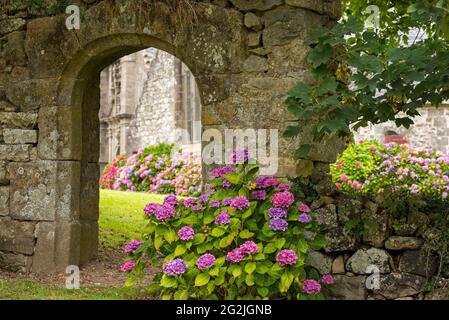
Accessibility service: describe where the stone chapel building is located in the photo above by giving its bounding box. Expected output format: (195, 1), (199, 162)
(98, 48), (202, 168)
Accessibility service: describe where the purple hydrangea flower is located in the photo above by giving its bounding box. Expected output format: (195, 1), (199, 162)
(255, 176), (279, 189)
(221, 198), (232, 206)
(144, 203), (158, 216)
(231, 149), (249, 164)
(192, 204), (205, 212)
(124, 240), (142, 254)
(178, 226), (195, 241)
(272, 191), (294, 208)
(298, 213), (311, 223)
(298, 203), (311, 213)
(211, 165), (234, 178)
(230, 196), (250, 210)
(226, 248), (245, 263)
(268, 207), (287, 219)
(198, 194), (211, 203)
(196, 253), (216, 270)
(163, 194), (178, 206)
(269, 218), (288, 231)
(120, 261), (135, 272)
(155, 204), (176, 222)
(251, 190), (267, 201)
(215, 211), (231, 225)
(321, 274), (334, 285)
(182, 198), (197, 208)
(240, 241), (259, 255)
(303, 279), (321, 294)
(276, 249), (298, 266)
(210, 200), (221, 208)
(277, 183), (291, 191)
(163, 258), (188, 276)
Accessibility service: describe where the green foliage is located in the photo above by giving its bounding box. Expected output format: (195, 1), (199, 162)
(285, 1), (449, 158)
(124, 161), (333, 300)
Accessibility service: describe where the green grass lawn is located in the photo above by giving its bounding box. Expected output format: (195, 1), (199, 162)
(99, 189), (165, 249)
(0, 190), (164, 300)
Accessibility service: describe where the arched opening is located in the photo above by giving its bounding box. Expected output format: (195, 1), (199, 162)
(54, 34), (205, 270)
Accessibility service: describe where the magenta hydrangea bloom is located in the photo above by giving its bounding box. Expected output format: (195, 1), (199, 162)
(269, 218), (288, 231)
(303, 279), (321, 294)
(276, 249), (298, 266)
(210, 200), (221, 208)
(221, 198), (232, 206)
(124, 240), (142, 254)
(192, 204), (205, 212)
(196, 253), (216, 270)
(268, 207), (287, 219)
(182, 198), (197, 208)
(277, 183), (291, 191)
(255, 176), (279, 189)
(211, 165), (234, 178)
(240, 241), (259, 255)
(226, 248), (244, 263)
(198, 194), (211, 203)
(272, 191), (294, 208)
(120, 261), (135, 272)
(298, 203), (311, 213)
(230, 196), (250, 210)
(163, 258), (188, 276)
(215, 211), (231, 225)
(178, 226), (195, 241)
(321, 274), (335, 285)
(163, 194), (178, 206)
(143, 203), (158, 216)
(298, 213), (311, 223)
(251, 190), (267, 201)
(155, 204), (176, 222)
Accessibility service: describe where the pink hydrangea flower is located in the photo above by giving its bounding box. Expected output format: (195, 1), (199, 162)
(298, 203), (311, 213)
(124, 240), (142, 254)
(303, 279), (321, 294)
(143, 203), (158, 216)
(196, 253), (216, 270)
(276, 249), (298, 266)
(230, 196), (250, 210)
(178, 226), (195, 241)
(215, 211), (231, 225)
(155, 204), (176, 222)
(321, 274), (334, 285)
(163, 258), (188, 276)
(271, 191), (294, 208)
(120, 261), (135, 272)
(240, 241), (259, 255)
(226, 248), (245, 263)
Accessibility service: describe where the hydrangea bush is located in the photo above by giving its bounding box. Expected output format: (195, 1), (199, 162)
(99, 143), (202, 196)
(330, 140), (449, 201)
(122, 153), (333, 300)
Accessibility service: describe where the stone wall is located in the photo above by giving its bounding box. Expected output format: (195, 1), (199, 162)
(0, 0), (343, 274)
(354, 105), (449, 154)
(305, 190), (449, 300)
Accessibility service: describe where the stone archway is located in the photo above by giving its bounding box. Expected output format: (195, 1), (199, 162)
(0, 0), (341, 272)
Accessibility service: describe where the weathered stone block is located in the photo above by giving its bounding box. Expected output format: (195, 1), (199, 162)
(230, 0), (283, 11)
(80, 163), (99, 221)
(0, 186), (9, 216)
(248, 32), (261, 47)
(8, 161), (80, 222)
(0, 250), (32, 272)
(385, 236), (423, 251)
(263, 7), (322, 47)
(4, 31), (27, 66)
(324, 227), (356, 252)
(305, 251), (333, 274)
(54, 221), (81, 270)
(79, 220), (99, 265)
(6, 78), (59, 112)
(242, 55), (268, 72)
(286, 0), (324, 13)
(315, 204), (338, 229)
(0, 144), (31, 161)
(32, 222), (56, 273)
(3, 129), (37, 144)
(374, 273), (425, 299)
(399, 250), (438, 277)
(244, 12), (263, 31)
(0, 161), (7, 185)
(0, 18), (26, 36)
(346, 248), (391, 274)
(0, 218), (35, 255)
(332, 255), (345, 274)
(324, 275), (366, 300)
(0, 112), (38, 129)
(38, 106), (82, 160)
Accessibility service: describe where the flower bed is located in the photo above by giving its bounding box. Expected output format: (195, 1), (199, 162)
(121, 152), (333, 300)
(100, 143), (202, 197)
(330, 140), (449, 201)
